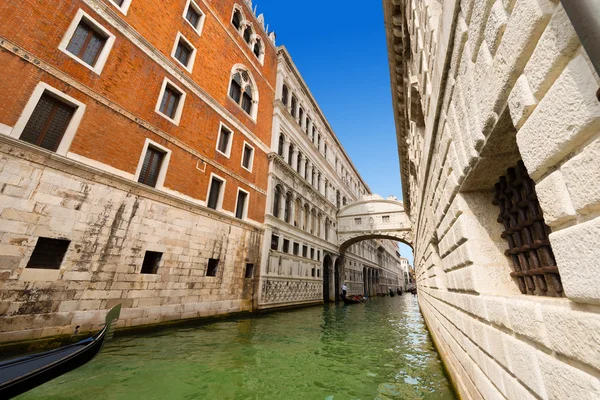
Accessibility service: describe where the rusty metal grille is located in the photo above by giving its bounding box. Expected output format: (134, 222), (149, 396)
(493, 161), (563, 296)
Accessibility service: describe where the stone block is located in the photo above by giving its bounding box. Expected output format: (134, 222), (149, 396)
(534, 170), (577, 227)
(561, 136), (600, 213)
(482, 296), (511, 329)
(524, 4), (581, 99)
(484, 0), (508, 55)
(503, 335), (546, 397)
(518, 55), (600, 179)
(505, 298), (548, 345)
(508, 74), (538, 129)
(502, 371), (538, 400)
(550, 216), (600, 303)
(538, 351), (600, 399)
(483, 325), (509, 369)
(542, 305), (600, 371)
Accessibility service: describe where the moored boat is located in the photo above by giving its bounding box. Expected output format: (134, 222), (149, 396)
(342, 294), (366, 304)
(0, 304), (121, 399)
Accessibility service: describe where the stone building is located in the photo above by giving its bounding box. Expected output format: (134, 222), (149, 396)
(385, 0), (600, 399)
(258, 47), (405, 308)
(0, 0), (278, 341)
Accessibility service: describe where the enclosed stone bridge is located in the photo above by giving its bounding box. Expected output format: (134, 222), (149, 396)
(337, 195), (413, 252)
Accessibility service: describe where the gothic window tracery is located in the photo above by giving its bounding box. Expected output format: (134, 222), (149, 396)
(228, 68), (257, 117)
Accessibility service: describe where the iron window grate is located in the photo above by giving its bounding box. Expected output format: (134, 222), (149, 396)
(493, 161), (563, 296)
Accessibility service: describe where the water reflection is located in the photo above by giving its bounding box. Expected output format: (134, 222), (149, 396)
(18, 296), (455, 400)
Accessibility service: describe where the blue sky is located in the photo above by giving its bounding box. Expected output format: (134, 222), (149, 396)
(255, 0), (414, 264)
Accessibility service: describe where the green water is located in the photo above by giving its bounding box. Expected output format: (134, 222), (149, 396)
(18, 296), (455, 400)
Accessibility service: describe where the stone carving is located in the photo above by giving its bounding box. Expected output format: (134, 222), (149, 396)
(261, 278), (322, 304)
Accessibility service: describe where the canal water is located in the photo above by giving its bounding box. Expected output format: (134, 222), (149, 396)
(18, 295), (455, 400)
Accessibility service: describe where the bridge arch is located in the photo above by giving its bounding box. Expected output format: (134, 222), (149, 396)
(337, 195), (413, 253)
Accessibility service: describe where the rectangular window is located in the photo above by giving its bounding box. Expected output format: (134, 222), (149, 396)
(111, 0), (124, 6)
(283, 239), (290, 253)
(184, 0), (205, 33)
(26, 238), (70, 270)
(311, 267), (315, 277)
(317, 251), (321, 261)
(271, 234), (279, 251)
(244, 263), (254, 279)
(138, 147), (165, 188)
(217, 126), (232, 156)
(302, 245), (308, 258)
(206, 258), (219, 277)
(20, 93), (76, 152)
(355, 218), (362, 225)
(382, 215), (390, 223)
(174, 38), (193, 67)
(159, 84), (182, 119)
(65, 20), (107, 67)
(310, 248), (314, 259)
(207, 176), (224, 210)
(293, 242), (299, 256)
(141, 251), (162, 274)
(242, 143), (254, 170)
(235, 190), (248, 219)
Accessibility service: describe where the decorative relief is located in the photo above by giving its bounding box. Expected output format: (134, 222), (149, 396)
(261, 278), (322, 304)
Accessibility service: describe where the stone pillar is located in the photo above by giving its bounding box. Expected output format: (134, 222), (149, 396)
(291, 148), (298, 171)
(290, 194), (296, 226)
(306, 162), (312, 183)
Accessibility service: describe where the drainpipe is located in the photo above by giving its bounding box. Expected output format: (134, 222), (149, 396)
(560, 0), (600, 100)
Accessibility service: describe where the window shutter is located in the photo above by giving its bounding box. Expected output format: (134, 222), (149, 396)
(138, 147), (164, 187)
(20, 93), (75, 152)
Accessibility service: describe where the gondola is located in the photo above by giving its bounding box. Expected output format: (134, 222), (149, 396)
(0, 304), (121, 399)
(342, 294), (366, 304)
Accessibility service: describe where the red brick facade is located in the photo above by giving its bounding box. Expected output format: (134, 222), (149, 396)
(0, 0), (276, 222)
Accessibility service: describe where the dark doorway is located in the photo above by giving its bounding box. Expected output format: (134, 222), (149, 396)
(323, 255), (332, 302)
(334, 258), (342, 301)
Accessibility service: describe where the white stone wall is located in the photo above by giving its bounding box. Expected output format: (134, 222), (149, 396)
(387, 0), (600, 399)
(0, 140), (262, 342)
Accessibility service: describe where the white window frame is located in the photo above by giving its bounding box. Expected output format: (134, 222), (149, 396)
(109, 0), (133, 15)
(240, 141), (255, 172)
(182, 0), (206, 35)
(215, 122), (234, 158)
(133, 138), (172, 190)
(58, 9), (116, 75)
(206, 173), (226, 211)
(154, 77), (186, 125)
(170, 32), (197, 73)
(234, 188), (250, 220)
(9, 82), (86, 157)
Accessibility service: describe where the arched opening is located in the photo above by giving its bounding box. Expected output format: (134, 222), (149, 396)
(278, 134), (285, 157)
(243, 25), (252, 44)
(281, 84), (289, 105)
(334, 258), (343, 301)
(284, 192), (292, 223)
(253, 39), (262, 58)
(273, 185), (282, 218)
(363, 266), (368, 296)
(231, 9), (242, 30)
(323, 254), (332, 302)
(228, 68), (257, 117)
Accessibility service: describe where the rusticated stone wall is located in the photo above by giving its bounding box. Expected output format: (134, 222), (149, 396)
(385, 0), (600, 399)
(0, 139), (262, 342)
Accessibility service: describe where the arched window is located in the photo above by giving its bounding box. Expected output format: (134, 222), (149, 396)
(287, 143), (294, 165)
(317, 173), (321, 191)
(304, 204), (310, 231)
(297, 152), (303, 173)
(243, 25), (253, 44)
(232, 9), (242, 30)
(273, 185), (282, 217)
(311, 209), (317, 234)
(284, 192), (292, 223)
(278, 134), (285, 157)
(343, 197), (347, 206)
(253, 39), (262, 58)
(325, 218), (330, 241)
(229, 68), (256, 117)
(291, 96), (297, 118)
(282, 84), (289, 105)
(298, 108), (304, 125)
(336, 191), (341, 209)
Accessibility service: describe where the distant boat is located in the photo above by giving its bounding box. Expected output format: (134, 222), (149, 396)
(0, 304), (121, 399)
(342, 294), (366, 304)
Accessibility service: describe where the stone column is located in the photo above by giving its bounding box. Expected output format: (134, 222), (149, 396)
(290, 148), (298, 171)
(290, 194), (296, 226)
(306, 162), (312, 182)
(282, 139), (290, 163)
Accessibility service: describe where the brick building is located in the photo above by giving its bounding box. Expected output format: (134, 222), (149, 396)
(0, 0), (277, 341)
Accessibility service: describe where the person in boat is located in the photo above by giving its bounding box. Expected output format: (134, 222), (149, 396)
(341, 282), (348, 298)
(389, 287), (394, 296)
